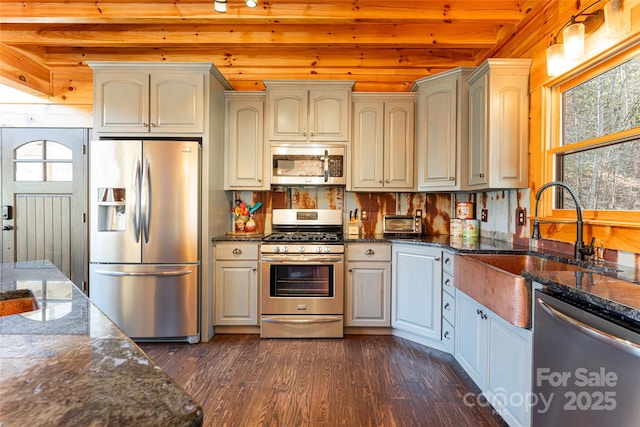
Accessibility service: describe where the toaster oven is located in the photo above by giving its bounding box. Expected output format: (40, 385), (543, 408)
(383, 215), (423, 235)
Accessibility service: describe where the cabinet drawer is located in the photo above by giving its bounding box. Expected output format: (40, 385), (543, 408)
(442, 319), (455, 354)
(442, 291), (456, 324)
(443, 251), (455, 275)
(347, 244), (391, 262)
(443, 272), (455, 296)
(215, 243), (259, 260)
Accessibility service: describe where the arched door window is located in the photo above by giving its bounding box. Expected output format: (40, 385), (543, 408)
(14, 140), (73, 182)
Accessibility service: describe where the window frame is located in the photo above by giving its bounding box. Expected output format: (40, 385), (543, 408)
(542, 44), (640, 240)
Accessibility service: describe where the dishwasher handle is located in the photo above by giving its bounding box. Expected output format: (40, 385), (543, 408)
(536, 297), (640, 358)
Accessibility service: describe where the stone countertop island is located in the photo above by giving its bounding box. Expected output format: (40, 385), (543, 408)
(0, 260), (202, 427)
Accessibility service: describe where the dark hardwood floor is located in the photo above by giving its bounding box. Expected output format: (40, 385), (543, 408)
(139, 335), (507, 427)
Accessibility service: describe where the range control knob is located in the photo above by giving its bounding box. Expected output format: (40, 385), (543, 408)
(282, 246), (289, 253)
(315, 246), (322, 253)
(299, 246), (306, 253)
(323, 247), (331, 253)
(273, 246), (280, 253)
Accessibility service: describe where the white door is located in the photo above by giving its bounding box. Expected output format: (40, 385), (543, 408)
(1, 128), (87, 289)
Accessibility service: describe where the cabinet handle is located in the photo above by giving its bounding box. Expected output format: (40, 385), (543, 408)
(232, 248), (243, 255)
(482, 313), (488, 320)
(445, 278), (451, 286)
(476, 308), (482, 315)
(364, 249), (375, 256)
(444, 303), (451, 310)
(444, 331), (451, 339)
(479, 173), (485, 178)
(445, 257), (451, 264)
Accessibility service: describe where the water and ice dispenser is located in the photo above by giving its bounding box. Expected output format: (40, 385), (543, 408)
(97, 188), (126, 231)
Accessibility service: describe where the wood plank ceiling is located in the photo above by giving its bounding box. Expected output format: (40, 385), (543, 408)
(0, 0), (545, 94)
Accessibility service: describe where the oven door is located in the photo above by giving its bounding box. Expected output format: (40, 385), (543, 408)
(261, 254), (344, 315)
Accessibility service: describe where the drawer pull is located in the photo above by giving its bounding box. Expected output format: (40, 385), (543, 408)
(232, 248), (243, 255)
(444, 303), (451, 310)
(444, 331), (451, 339)
(445, 278), (451, 286)
(445, 257), (452, 264)
(364, 249), (375, 256)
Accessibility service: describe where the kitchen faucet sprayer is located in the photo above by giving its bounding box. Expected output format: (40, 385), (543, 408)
(531, 181), (593, 261)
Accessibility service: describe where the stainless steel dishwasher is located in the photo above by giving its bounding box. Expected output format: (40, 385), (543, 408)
(533, 290), (640, 426)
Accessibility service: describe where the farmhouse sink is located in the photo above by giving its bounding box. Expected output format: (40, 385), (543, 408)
(0, 289), (40, 317)
(454, 254), (589, 328)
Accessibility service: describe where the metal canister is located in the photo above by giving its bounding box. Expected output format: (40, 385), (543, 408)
(461, 219), (480, 237)
(450, 219), (463, 236)
(456, 202), (475, 219)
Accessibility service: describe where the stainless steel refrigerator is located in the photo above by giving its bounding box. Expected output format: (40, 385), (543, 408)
(89, 139), (200, 343)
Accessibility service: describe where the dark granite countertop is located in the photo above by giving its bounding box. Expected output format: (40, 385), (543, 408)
(0, 260), (203, 427)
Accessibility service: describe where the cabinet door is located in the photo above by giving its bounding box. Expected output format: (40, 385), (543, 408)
(455, 291), (488, 390)
(468, 74), (488, 187)
(487, 314), (532, 427)
(352, 101), (384, 190)
(267, 88), (308, 141)
(392, 245), (442, 340)
(94, 72), (150, 133)
(308, 89), (349, 141)
(346, 261), (390, 327)
(417, 78), (458, 190)
(215, 260), (258, 325)
(383, 100), (415, 190)
(150, 72), (204, 133)
(225, 96), (267, 189)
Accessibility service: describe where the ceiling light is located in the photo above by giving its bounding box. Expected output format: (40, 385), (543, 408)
(604, 0), (631, 38)
(245, 0), (258, 7)
(214, 0), (227, 13)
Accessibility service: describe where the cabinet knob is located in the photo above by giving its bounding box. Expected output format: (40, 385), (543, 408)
(378, 179), (383, 184)
(445, 278), (451, 286)
(385, 179), (390, 183)
(142, 123), (148, 127)
(310, 132), (315, 137)
(444, 331), (451, 339)
(303, 131), (307, 137)
(444, 303), (451, 310)
(252, 267), (257, 271)
(150, 123), (157, 127)
(445, 257), (451, 264)
(449, 177), (454, 181)
(258, 178), (262, 183)
(232, 248), (243, 255)
(364, 249), (375, 256)
(479, 173), (485, 178)
(348, 268), (353, 272)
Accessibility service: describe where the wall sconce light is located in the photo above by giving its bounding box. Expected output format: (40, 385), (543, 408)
(544, 0), (630, 76)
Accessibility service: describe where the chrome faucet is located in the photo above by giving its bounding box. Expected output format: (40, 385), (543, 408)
(531, 181), (594, 261)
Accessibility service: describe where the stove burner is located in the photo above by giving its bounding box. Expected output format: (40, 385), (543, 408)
(263, 232), (342, 243)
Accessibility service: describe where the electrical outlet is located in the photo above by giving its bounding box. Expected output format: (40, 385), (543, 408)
(481, 209), (488, 222)
(361, 210), (367, 220)
(517, 207), (526, 226)
(416, 209), (422, 218)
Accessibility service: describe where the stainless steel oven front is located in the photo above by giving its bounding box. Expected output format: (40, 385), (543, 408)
(261, 252), (344, 338)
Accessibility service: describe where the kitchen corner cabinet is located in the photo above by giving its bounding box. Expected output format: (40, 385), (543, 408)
(455, 290), (532, 427)
(351, 94), (416, 191)
(224, 92), (268, 190)
(90, 63), (206, 134)
(467, 58), (531, 189)
(391, 244), (442, 342)
(412, 67), (475, 191)
(346, 243), (391, 327)
(264, 80), (354, 143)
(214, 242), (259, 326)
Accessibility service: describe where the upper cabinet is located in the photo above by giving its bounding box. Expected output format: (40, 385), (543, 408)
(412, 67), (475, 192)
(264, 80), (354, 143)
(90, 63), (207, 134)
(467, 59), (532, 189)
(224, 91), (268, 190)
(351, 93), (416, 191)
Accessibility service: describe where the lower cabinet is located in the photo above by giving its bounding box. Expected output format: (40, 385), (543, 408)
(214, 242), (259, 326)
(391, 244), (442, 343)
(346, 243), (391, 327)
(455, 290), (532, 427)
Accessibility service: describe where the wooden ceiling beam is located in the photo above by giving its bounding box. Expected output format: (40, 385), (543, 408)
(0, 44), (52, 96)
(0, 23), (499, 48)
(0, 1), (523, 25)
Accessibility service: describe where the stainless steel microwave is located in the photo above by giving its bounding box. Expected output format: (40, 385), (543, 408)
(271, 144), (345, 186)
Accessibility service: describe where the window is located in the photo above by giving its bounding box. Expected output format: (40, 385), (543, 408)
(14, 140), (73, 182)
(550, 48), (640, 213)
(555, 53), (640, 211)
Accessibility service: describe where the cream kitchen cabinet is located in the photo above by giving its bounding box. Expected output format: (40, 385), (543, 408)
(455, 290), (532, 427)
(351, 94), (416, 191)
(224, 92), (268, 190)
(346, 243), (391, 327)
(90, 63), (206, 134)
(214, 242), (259, 326)
(412, 67), (475, 191)
(391, 244), (442, 343)
(467, 58), (531, 189)
(264, 81), (354, 142)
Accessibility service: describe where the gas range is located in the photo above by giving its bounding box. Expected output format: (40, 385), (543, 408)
(262, 209), (344, 255)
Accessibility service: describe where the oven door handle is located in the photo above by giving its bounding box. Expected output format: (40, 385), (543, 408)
(262, 317), (343, 324)
(262, 255), (343, 263)
(537, 298), (640, 358)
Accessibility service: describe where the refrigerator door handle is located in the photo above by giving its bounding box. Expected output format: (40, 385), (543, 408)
(94, 269), (193, 277)
(132, 158), (141, 243)
(141, 156), (151, 243)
